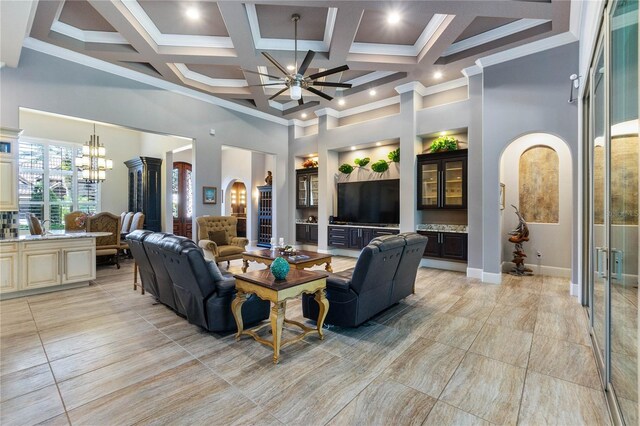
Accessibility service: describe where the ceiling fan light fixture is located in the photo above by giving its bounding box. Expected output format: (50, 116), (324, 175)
(290, 83), (302, 100)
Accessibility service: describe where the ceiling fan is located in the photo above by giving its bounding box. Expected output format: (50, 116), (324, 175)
(243, 14), (352, 106)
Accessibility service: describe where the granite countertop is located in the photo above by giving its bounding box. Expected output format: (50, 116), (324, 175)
(0, 231), (111, 243)
(328, 223), (400, 230)
(416, 224), (468, 234)
(295, 220), (318, 225)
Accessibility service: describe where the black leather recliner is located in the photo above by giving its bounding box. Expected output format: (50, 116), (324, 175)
(126, 230), (159, 297)
(132, 233), (270, 332)
(302, 233), (427, 327)
(142, 232), (184, 315)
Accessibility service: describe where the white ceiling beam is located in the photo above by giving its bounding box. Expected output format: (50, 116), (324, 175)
(1, 0), (39, 67)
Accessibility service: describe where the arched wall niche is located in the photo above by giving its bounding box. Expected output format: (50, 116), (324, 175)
(499, 133), (573, 275)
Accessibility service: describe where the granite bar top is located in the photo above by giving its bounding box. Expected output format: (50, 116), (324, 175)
(295, 220), (318, 225)
(328, 223), (400, 230)
(416, 224), (468, 234)
(0, 231), (110, 243)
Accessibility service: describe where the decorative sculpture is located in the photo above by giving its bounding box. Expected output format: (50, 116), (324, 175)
(265, 171), (273, 186)
(508, 204), (533, 276)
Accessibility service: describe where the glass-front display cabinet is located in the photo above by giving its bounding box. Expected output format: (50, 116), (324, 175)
(417, 150), (467, 209)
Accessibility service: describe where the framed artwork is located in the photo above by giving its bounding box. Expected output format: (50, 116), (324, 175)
(203, 186), (217, 204)
(499, 183), (506, 210)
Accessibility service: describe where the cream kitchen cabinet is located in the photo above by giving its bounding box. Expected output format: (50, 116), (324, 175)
(0, 127), (20, 212)
(0, 243), (19, 293)
(20, 239), (96, 290)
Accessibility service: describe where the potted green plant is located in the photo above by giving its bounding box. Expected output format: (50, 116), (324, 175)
(429, 136), (458, 152)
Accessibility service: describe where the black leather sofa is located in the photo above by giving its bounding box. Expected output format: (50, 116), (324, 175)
(302, 232), (427, 327)
(127, 231), (269, 332)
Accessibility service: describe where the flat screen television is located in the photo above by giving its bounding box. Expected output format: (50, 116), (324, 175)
(337, 179), (400, 225)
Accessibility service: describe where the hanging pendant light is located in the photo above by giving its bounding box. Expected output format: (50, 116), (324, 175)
(77, 124), (113, 183)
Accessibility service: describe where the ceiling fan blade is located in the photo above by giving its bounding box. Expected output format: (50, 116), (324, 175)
(308, 65), (349, 80)
(312, 81), (352, 88)
(262, 52), (290, 76)
(241, 68), (283, 80)
(297, 50), (316, 75)
(306, 87), (333, 101)
(269, 87), (288, 100)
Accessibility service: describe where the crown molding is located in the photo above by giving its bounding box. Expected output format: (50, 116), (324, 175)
(394, 81), (426, 95)
(288, 118), (319, 127)
(314, 108), (339, 118)
(22, 37), (289, 126)
(442, 18), (550, 57)
(395, 77), (467, 96)
(476, 31), (577, 69)
(50, 21), (129, 45)
(245, 4), (337, 52)
(121, 0), (234, 49)
(349, 14), (448, 57)
(174, 63), (247, 88)
(461, 65), (482, 77)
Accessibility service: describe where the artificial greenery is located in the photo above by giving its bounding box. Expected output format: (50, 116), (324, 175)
(371, 159), (389, 173)
(354, 157), (370, 167)
(338, 163), (354, 174)
(429, 136), (458, 152)
(337, 148), (399, 174)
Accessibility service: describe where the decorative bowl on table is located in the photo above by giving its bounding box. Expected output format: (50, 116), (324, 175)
(279, 245), (297, 256)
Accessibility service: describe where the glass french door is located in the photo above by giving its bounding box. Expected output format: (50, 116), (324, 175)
(172, 161), (192, 238)
(586, 1), (638, 424)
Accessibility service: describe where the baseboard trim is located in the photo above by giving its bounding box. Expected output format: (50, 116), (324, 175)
(466, 267), (483, 280)
(570, 281), (580, 298)
(419, 258), (466, 272)
(482, 272), (502, 284)
(502, 262), (571, 278)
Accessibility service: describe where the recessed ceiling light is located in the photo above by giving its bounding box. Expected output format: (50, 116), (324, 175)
(387, 12), (401, 25)
(440, 131), (447, 136)
(376, 142), (381, 146)
(301, 113), (307, 118)
(338, 99), (345, 106)
(287, 64), (296, 71)
(351, 146), (356, 151)
(185, 7), (200, 20)
(369, 89), (377, 96)
(433, 71), (443, 79)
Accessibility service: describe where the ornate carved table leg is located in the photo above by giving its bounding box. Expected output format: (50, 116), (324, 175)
(231, 291), (249, 340)
(325, 261), (333, 273)
(242, 259), (249, 273)
(270, 301), (286, 364)
(314, 289), (330, 339)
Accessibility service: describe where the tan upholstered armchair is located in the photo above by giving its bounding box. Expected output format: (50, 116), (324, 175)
(196, 216), (248, 265)
(64, 211), (88, 232)
(87, 212), (121, 269)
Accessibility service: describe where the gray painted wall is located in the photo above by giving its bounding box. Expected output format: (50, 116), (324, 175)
(1, 48), (290, 241)
(482, 42), (579, 283)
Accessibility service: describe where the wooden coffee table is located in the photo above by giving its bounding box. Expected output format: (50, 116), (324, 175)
(242, 249), (333, 273)
(232, 269), (329, 364)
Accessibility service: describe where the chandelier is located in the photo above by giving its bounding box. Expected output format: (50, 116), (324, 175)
(77, 124), (113, 182)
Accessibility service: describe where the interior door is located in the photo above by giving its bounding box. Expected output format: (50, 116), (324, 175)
(609, 0), (638, 421)
(172, 162), (192, 238)
(590, 41), (608, 381)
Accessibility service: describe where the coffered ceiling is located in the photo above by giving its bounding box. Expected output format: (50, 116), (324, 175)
(28, 0), (570, 121)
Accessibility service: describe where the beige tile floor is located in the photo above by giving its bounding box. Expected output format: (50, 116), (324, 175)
(0, 257), (614, 425)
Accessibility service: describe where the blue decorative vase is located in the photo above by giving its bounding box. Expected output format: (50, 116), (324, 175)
(270, 257), (290, 280)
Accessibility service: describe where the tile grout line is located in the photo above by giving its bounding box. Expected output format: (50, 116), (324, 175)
(425, 297), (499, 425)
(25, 297), (73, 426)
(514, 295), (539, 426)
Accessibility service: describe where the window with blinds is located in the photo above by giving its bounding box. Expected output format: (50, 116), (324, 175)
(19, 139), (100, 231)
